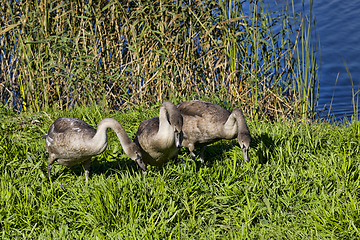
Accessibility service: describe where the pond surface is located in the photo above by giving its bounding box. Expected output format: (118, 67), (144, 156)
(269, 0), (360, 121)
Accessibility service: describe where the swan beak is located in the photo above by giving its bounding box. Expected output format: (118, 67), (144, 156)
(135, 156), (146, 172)
(242, 148), (250, 163)
(175, 138), (181, 148)
(175, 131), (183, 148)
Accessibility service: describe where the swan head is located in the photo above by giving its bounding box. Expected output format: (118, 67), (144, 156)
(238, 132), (251, 163)
(127, 144), (146, 172)
(174, 127), (183, 148)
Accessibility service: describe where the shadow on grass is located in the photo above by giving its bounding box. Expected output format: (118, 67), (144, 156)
(178, 132), (276, 167)
(178, 140), (243, 171)
(45, 154), (143, 182)
(251, 133), (275, 165)
(90, 155), (142, 178)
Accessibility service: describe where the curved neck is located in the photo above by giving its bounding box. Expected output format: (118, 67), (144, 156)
(224, 113), (237, 139)
(233, 109), (249, 134)
(90, 118), (134, 155)
(157, 103), (174, 141)
(224, 108), (247, 139)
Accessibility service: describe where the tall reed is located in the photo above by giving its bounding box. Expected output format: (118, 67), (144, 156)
(0, 0), (320, 120)
(344, 60), (360, 121)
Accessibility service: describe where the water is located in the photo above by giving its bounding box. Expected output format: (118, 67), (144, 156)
(269, 0), (360, 121)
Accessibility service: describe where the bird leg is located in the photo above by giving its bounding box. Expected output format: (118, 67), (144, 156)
(188, 143), (197, 162)
(47, 154), (57, 184)
(173, 152), (186, 168)
(199, 146), (206, 165)
(189, 146), (206, 165)
(47, 163), (53, 183)
(82, 159), (92, 184)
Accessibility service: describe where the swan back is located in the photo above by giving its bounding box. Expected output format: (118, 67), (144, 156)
(177, 100), (231, 124)
(43, 118), (100, 162)
(43, 117), (145, 182)
(177, 100), (251, 163)
(177, 100), (231, 145)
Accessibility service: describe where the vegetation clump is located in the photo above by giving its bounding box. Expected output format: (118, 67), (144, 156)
(1, 0), (319, 120)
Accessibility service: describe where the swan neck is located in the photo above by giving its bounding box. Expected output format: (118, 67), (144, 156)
(156, 102), (178, 147)
(92, 118), (133, 155)
(234, 110), (249, 134)
(224, 113), (238, 138)
(224, 109), (248, 138)
(158, 103), (172, 133)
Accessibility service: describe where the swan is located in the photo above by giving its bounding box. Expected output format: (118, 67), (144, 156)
(42, 117), (145, 183)
(176, 100), (251, 164)
(134, 101), (183, 175)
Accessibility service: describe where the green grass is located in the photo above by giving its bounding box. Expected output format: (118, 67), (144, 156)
(1, 105), (359, 239)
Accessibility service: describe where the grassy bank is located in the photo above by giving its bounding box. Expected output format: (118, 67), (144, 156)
(0, 105), (359, 239)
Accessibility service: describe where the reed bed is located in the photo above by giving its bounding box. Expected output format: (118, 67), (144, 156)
(1, 0), (319, 120)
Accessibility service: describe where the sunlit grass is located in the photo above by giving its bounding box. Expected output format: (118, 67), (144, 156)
(0, 105), (359, 239)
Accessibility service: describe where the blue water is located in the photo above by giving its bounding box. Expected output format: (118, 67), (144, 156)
(269, 0), (360, 121)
